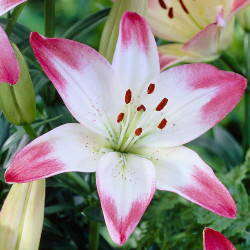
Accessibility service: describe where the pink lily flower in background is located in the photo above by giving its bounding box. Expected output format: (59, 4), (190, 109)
(0, 0), (26, 16)
(148, 0), (250, 70)
(5, 12), (246, 245)
(0, 0), (26, 85)
(0, 27), (19, 85)
(203, 227), (235, 250)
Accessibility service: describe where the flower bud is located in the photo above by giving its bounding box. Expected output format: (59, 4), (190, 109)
(0, 42), (36, 125)
(237, 6), (250, 32)
(99, 0), (148, 62)
(0, 180), (45, 250)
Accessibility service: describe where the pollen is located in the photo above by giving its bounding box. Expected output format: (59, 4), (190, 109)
(168, 7), (174, 18)
(135, 128), (142, 136)
(158, 119), (167, 129)
(117, 113), (125, 123)
(137, 105), (146, 112)
(156, 98), (168, 111)
(159, 0), (167, 9)
(147, 83), (155, 94)
(125, 89), (132, 104)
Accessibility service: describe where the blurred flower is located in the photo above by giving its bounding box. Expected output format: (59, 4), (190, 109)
(6, 12), (246, 245)
(148, 0), (250, 70)
(0, 180), (45, 250)
(237, 5), (250, 32)
(203, 227), (235, 250)
(0, 0), (26, 16)
(0, 27), (20, 86)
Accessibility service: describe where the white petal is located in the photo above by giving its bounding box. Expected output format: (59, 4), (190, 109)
(112, 12), (160, 101)
(134, 146), (236, 218)
(133, 64), (246, 148)
(5, 124), (110, 183)
(30, 32), (123, 139)
(96, 152), (155, 245)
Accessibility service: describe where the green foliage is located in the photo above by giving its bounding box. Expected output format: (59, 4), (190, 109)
(133, 151), (250, 249)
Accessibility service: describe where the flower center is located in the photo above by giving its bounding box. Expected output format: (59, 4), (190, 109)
(114, 84), (168, 153)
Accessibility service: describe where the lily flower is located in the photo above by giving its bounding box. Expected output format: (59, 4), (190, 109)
(0, 26), (19, 85)
(5, 12), (246, 245)
(148, 0), (250, 70)
(0, 0), (26, 16)
(203, 227), (235, 250)
(0, 0), (26, 85)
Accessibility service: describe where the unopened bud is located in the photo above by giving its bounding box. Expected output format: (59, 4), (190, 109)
(99, 0), (148, 62)
(0, 42), (36, 125)
(0, 180), (45, 250)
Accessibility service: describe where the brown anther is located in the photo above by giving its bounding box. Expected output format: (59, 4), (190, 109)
(158, 119), (167, 129)
(135, 128), (142, 136)
(147, 83), (155, 94)
(179, 0), (189, 14)
(137, 105), (146, 112)
(159, 0), (167, 9)
(117, 113), (125, 123)
(125, 89), (132, 104)
(156, 98), (168, 111)
(168, 7), (174, 18)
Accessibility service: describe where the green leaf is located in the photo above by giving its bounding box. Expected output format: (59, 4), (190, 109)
(63, 8), (110, 42)
(29, 68), (50, 94)
(45, 205), (77, 215)
(82, 206), (104, 223)
(0, 114), (10, 149)
(0, 18), (30, 43)
(190, 126), (244, 168)
(43, 218), (64, 237)
(45, 105), (77, 128)
(213, 125), (244, 166)
(1, 115), (62, 154)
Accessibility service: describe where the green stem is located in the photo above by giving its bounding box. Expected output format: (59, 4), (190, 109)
(44, 0), (55, 37)
(5, 2), (26, 37)
(22, 124), (38, 140)
(244, 32), (250, 152)
(88, 220), (100, 250)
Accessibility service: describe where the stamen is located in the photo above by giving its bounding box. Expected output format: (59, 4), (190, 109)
(159, 0), (167, 9)
(179, 0), (189, 14)
(168, 7), (174, 18)
(135, 128), (142, 136)
(156, 98), (168, 111)
(125, 89), (132, 104)
(137, 105), (146, 112)
(158, 119), (167, 129)
(117, 113), (125, 123)
(147, 83), (155, 94)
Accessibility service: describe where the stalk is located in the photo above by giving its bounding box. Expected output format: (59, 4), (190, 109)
(22, 124), (38, 140)
(5, 2), (26, 36)
(44, 0), (55, 37)
(88, 220), (100, 250)
(44, 0), (56, 104)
